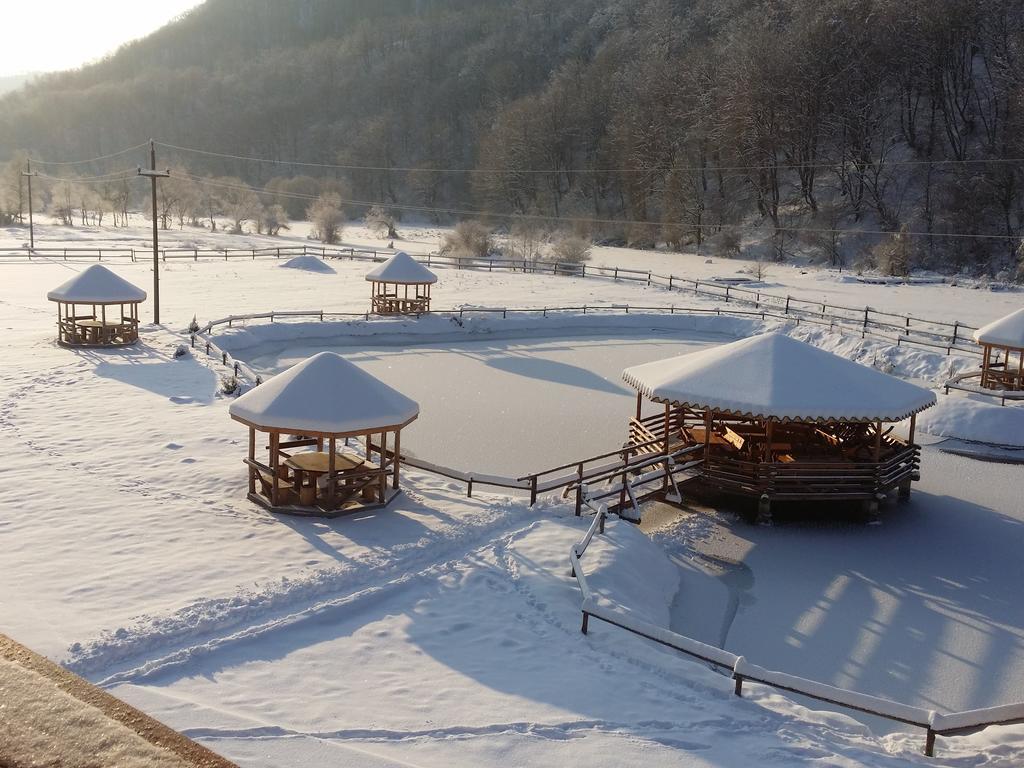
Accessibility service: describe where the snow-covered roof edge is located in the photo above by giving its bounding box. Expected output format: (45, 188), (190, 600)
(47, 264), (147, 304)
(229, 352), (420, 435)
(622, 333), (936, 424)
(973, 308), (1024, 348)
(365, 252), (438, 285)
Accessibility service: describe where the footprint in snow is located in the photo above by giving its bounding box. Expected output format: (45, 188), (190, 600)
(165, 443), (184, 450)
(169, 395), (195, 405)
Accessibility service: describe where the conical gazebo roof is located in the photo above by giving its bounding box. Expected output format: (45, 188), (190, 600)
(46, 264), (147, 304)
(365, 252), (437, 285)
(229, 352), (419, 435)
(623, 332), (935, 423)
(973, 308), (1024, 348)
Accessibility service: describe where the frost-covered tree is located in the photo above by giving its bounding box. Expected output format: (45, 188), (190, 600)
(308, 193), (344, 244)
(364, 204), (397, 239)
(440, 221), (493, 260)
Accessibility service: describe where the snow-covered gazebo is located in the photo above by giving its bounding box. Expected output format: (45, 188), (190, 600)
(366, 252), (437, 315)
(46, 264), (146, 347)
(622, 333), (936, 522)
(229, 352), (419, 516)
(973, 308), (1024, 391)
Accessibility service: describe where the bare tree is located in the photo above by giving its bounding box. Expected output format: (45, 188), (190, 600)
(308, 193), (344, 244)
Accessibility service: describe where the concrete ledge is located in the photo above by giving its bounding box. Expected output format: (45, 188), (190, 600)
(0, 634), (237, 768)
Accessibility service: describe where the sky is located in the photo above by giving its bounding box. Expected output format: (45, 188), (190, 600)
(0, 0), (203, 78)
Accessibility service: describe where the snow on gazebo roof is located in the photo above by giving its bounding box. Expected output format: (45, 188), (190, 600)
(46, 264), (147, 304)
(622, 332), (936, 423)
(973, 308), (1024, 348)
(365, 252), (437, 285)
(229, 352), (419, 435)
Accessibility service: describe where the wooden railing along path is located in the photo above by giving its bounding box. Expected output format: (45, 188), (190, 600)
(570, 502), (1024, 758)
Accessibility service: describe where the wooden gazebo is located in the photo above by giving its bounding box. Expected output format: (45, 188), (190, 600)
(973, 308), (1024, 391)
(622, 333), (936, 523)
(229, 352), (419, 516)
(366, 252), (437, 315)
(46, 264), (146, 347)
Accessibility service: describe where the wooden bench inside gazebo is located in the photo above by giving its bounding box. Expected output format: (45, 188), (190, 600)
(365, 251), (437, 315)
(229, 352), (420, 516)
(46, 264), (146, 347)
(623, 333), (937, 524)
(973, 308), (1024, 391)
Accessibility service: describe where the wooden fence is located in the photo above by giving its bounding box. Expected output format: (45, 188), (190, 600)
(570, 502), (1024, 758)
(3, 242), (987, 356)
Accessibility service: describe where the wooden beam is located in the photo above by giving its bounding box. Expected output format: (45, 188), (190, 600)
(248, 427), (256, 495)
(393, 429), (401, 490)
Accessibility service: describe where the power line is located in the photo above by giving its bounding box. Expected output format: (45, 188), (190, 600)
(182, 172), (1020, 242)
(28, 142), (150, 167)
(158, 139), (1024, 175)
(36, 169), (138, 183)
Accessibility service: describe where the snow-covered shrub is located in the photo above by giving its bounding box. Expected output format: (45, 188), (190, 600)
(173, 343), (189, 359)
(187, 315), (200, 333)
(220, 374), (240, 396)
(440, 221), (493, 260)
(364, 205), (398, 239)
(549, 235), (592, 264)
(872, 225), (913, 277)
(713, 228), (742, 259)
(307, 193), (344, 244)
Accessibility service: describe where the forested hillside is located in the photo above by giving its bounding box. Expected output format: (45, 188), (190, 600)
(1, 0), (1023, 276)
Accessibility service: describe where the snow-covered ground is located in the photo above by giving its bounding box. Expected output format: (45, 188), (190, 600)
(1, 220), (1023, 766)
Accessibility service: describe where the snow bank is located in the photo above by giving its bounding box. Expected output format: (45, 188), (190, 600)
(917, 397), (1024, 447)
(279, 255), (336, 273)
(578, 516), (680, 628)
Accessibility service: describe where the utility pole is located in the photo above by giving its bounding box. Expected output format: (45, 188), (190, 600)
(21, 160), (38, 251)
(138, 140), (170, 324)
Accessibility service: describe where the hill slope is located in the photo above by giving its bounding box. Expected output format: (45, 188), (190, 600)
(1, 0), (1023, 275)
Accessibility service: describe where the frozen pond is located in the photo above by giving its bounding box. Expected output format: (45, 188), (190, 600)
(245, 331), (723, 476)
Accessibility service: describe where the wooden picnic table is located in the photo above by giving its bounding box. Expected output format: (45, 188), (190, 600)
(74, 318), (128, 345)
(285, 452), (366, 506)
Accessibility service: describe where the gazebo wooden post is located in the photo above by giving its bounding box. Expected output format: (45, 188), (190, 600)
(662, 402), (671, 491)
(393, 429), (401, 490)
(981, 345), (991, 388)
(874, 419), (883, 461)
(366, 432), (373, 463)
(764, 419), (774, 463)
(379, 431), (388, 501)
(248, 427), (256, 495)
(908, 413), (917, 445)
(327, 437), (336, 508)
(270, 431), (280, 506)
(703, 409), (713, 455)
(635, 392), (643, 420)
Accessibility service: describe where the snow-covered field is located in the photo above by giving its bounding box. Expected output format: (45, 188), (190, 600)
(1, 220), (1023, 766)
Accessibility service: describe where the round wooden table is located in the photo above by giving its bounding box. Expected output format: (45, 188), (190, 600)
(284, 452), (365, 506)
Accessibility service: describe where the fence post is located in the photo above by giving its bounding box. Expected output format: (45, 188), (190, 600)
(647, 271), (652, 286)
(864, 306), (870, 330)
(734, 675), (744, 697)
(574, 464), (584, 516)
(614, 267), (619, 280)
(925, 729), (936, 757)
(725, 286), (730, 302)
(467, 478), (474, 498)
(952, 322), (959, 346)
(581, 611), (590, 634)
(222, 351), (228, 365)
(530, 475), (538, 505)
(668, 275), (674, 290)
(581, 264), (586, 278)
